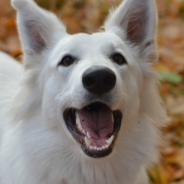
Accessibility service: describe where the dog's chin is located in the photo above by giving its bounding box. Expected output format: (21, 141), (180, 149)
(63, 102), (122, 158)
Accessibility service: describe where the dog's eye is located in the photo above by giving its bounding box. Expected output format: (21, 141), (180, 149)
(59, 56), (74, 66)
(112, 53), (127, 65)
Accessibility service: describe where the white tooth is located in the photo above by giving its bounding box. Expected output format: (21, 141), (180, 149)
(106, 135), (114, 146)
(99, 148), (102, 151)
(85, 136), (91, 147)
(94, 146), (97, 150)
(102, 145), (105, 149)
(76, 113), (83, 131)
(90, 146), (93, 150)
(87, 132), (91, 138)
(97, 147), (100, 151)
(105, 145), (108, 149)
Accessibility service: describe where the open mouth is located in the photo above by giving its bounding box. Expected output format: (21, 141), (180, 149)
(63, 102), (122, 158)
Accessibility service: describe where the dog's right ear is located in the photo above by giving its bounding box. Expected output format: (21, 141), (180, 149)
(12, 0), (67, 54)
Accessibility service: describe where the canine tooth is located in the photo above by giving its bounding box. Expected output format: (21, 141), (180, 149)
(84, 136), (91, 147)
(76, 112), (86, 134)
(106, 135), (114, 146)
(76, 113), (82, 130)
(87, 132), (91, 138)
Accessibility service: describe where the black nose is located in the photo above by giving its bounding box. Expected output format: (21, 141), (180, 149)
(82, 67), (116, 95)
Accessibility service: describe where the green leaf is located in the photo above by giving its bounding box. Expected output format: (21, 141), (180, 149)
(158, 71), (183, 84)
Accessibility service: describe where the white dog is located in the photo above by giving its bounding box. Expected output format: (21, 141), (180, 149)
(0, 0), (167, 183)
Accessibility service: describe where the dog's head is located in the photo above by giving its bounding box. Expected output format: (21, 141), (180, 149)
(12, 0), (165, 160)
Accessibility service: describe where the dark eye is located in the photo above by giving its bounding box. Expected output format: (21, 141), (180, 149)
(59, 55), (74, 66)
(112, 53), (127, 65)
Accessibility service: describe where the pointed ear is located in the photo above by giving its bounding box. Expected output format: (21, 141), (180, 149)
(105, 0), (158, 61)
(12, 0), (67, 54)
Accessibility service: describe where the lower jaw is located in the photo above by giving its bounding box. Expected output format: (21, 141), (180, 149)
(81, 144), (113, 158)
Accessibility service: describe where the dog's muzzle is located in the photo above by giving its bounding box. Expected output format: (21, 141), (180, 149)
(63, 67), (122, 158)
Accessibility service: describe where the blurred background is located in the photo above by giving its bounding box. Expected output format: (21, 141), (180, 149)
(0, 0), (184, 183)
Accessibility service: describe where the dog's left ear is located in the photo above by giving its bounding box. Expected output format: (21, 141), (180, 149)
(12, 0), (67, 55)
(105, 0), (158, 61)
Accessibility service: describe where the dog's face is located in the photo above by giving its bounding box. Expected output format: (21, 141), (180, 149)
(42, 32), (142, 158)
(12, 0), (160, 159)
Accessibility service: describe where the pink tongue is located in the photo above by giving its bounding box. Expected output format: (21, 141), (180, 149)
(77, 106), (113, 139)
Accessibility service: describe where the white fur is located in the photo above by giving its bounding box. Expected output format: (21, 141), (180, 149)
(0, 0), (167, 183)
